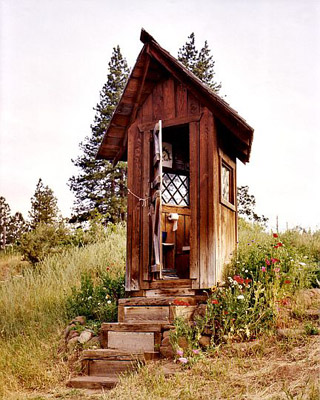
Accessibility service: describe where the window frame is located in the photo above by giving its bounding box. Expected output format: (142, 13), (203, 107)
(219, 151), (236, 212)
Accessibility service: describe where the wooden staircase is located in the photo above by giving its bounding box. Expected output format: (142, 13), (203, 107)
(67, 294), (205, 390)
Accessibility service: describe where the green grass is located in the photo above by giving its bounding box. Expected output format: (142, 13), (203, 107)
(0, 224), (126, 397)
(0, 220), (319, 399)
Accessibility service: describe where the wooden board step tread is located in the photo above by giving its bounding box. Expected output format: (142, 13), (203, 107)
(82, 349), (160, 361)
(67, 376), (119, 389)
(118, 295), (206, 306)
(101, 322), (162, 332)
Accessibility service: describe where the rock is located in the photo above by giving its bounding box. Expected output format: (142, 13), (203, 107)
(64, 324), (76, 340)
(163, 329), (174, 339)
(70, 316), (86, 326)
(199, 335), (211, 348)
(160, 343), (175, 359)
(68, 330), (80, 340)
(78, 330), (93, 344)
(177, 337), (188, 349)
(192, 304), (207, 320)
(84, 336), (101, 348)
(277, 328), (305, 339)
(67, 336), (79, 351)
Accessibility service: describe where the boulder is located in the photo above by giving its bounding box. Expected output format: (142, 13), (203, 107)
(199, 335), (211, 348)
(70, 316), (86, 326)
(78, 330), (93, 344)
(192, 304), (207, 320)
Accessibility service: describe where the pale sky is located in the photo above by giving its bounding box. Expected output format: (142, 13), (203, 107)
(1, 0), (319, 231)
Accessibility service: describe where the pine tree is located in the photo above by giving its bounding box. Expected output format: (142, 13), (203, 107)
(0, 196), (11, 249)
(178, 33), (221, 93)
(29, 179), (59, 228)
(69, 46), (130, 224)
(7, 212), (27, 244)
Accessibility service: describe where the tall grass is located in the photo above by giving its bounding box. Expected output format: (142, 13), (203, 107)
(0, 224), (126, 395)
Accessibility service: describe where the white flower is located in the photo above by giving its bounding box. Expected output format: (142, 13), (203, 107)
(304, 256), (308, 259)
(237, 295), (245, 300)
(107, 300), (112, 304)
(239, 285), (243, 289)
(87, 296), (92, 300)
(245, 270), (248, 273)
(298, 262), (306, 266)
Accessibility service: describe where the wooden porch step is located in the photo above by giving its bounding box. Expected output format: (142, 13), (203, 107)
(118, 295), (206, 306)
(100, 323), (162, 351)
(67, 375), (119, 389)
(82, 348), (160, 362)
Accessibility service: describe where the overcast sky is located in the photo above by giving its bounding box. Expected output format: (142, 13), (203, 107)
(1, 0), (319, 231)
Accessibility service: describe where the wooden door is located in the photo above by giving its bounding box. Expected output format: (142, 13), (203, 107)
(150, 121), (163, 279)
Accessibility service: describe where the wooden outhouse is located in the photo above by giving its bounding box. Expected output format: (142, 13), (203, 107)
(97, 29), (254, 295)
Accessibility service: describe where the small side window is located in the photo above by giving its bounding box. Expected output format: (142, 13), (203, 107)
(220, 160), (235, 210)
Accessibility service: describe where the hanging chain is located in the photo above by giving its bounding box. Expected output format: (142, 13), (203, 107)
(127, 188), (151, 207)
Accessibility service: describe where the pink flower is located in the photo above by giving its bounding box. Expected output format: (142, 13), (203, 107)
(261, 266), (266, 272)
(178, 357), (188, 364)
(265, 259), (271, 266)
(176, 349), (184, 356)
(192, 349), (200, 355)
(273, 267), (280, 273)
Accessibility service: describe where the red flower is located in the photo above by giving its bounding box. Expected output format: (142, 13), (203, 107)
(244, 278), (252, 285)
(284, 280), (291, 284)
(233, 275), (244, 284)
(277, 242), (283, 247)
(106, 267), (110, 271)
(173, 299), (190, 306)
(274, 245), (279, 249)
(265, 259), (271, 265)
(211, 299), (219, 305)
(223, 311), (228, 315)
(273, 233), (279, 238)
(271, 258), (280, 264)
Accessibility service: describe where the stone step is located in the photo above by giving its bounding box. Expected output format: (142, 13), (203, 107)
(67, 375), (119, 389)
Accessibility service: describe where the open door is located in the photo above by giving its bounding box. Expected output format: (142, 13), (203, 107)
(150, 120), (163, 279)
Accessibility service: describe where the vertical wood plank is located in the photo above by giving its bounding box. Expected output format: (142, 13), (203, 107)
(141, 130), (151, 285)
(188, 92), (200, 116)
(207, 110), (216, 287)
(152, 82), (164, 121)
(127, 123), (142, 291)
(176, 82), (188, 117)
(189, 121), (199, 286)
(212, 115), (221, 285)
(199, 110), (209, 288)
(142, 93), (153, 123)
(163, 78), (175, 120)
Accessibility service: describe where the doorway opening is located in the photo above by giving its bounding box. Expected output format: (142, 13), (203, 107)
(161, 124), (190, 279)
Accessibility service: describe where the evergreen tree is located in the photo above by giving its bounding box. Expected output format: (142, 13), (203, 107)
(237, 186), (268, 226)
(178, 33), (221, 93)
(0, 196), (11, 249)
(29, 179), (59, 228)
(7, 212), (28, 245)
(69, 46), (130, 224)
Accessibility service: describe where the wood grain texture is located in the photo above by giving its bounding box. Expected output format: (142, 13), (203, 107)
(189, 121), (199, 285)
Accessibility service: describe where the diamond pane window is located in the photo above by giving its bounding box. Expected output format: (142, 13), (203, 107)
(221, 164), (230, 203)
(162, 173), (189, 206)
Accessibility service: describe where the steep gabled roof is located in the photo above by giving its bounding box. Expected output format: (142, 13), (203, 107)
(97, 29), (254, 164)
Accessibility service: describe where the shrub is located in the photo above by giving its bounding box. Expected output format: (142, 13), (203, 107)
(18, 222), (70, 264)
(66, 271), (125, 323)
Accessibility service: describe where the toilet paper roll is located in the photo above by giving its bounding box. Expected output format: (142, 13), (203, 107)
(168, 213), (179, 231)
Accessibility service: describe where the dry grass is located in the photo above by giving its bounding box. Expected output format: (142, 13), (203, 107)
(7, 307), (319, 400)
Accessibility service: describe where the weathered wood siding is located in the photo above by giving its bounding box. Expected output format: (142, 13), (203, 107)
(126, 76), (237, 291)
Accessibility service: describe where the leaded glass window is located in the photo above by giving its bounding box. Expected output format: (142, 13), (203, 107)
(221, 164), (231, 203)
(162, 173), (189, 206)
